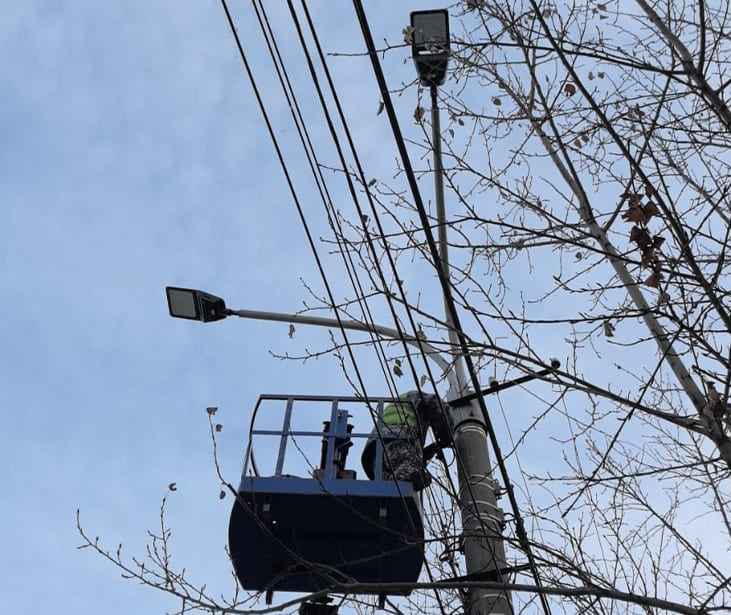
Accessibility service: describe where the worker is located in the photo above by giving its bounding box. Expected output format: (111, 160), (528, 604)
(361, 391), (449, 491)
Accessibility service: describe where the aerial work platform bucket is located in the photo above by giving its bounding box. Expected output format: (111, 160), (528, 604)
(228, 394), (424, 597)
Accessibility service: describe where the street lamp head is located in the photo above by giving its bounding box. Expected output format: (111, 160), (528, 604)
(410, 9), (450, 87)
(165, 286), (229, 323)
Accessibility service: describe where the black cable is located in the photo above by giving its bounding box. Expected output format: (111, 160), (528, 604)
(248, 0), (432, 546)
(290, 12), (477, 600)
(287, 0), (464, 511)
(295, 0), (462, 487)
(219, 0), (389, 415)
(218, 0), (427, 562)
(351, 4), (554, 615)
(307, 0), (512, 596)
(248, 0), (399, 401)
(288, 0), (443, 402)
(221, 3), (529, 611)
(349, 0), (506, 565)
(246, 6), (468, 610)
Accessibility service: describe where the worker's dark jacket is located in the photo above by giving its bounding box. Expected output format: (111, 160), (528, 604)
(361, 391), (447, 484)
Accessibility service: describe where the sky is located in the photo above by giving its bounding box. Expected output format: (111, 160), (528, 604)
(4, 2), (727, 614)
(0, 1), (447, 612)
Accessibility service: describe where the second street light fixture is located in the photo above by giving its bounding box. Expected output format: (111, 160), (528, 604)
(165, 286), (230, 323)
(410, 9), (450, 87)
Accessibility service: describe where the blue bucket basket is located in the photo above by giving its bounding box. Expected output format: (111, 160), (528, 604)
(228, 394), (425, 598)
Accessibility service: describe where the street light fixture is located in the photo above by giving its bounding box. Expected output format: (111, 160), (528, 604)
(165, 286), (230, 323)
(410, 9), (450, 87)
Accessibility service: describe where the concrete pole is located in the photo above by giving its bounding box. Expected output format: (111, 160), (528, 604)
(430, 84), (511, 615)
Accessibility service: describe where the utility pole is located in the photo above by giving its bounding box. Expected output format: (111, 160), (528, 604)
(411, 11), (511, 615)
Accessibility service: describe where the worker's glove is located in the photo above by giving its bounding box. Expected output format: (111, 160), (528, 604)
(409, 469), (432, 491)
(406, 391), (451, 446)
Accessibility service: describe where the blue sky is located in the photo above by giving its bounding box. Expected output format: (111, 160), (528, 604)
(0, 1), (442, 611)
(5, 2), (726, 613)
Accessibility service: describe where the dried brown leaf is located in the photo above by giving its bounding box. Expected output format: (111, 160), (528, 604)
(643, 201), (659, 220)
(644, 270), (662, 288)
(630, 226), (652, 249)
(603, 320), (615, 337)
(622, 205), (648, 224)
(393, 359), (403, 378)
(620, 192), (643, 207)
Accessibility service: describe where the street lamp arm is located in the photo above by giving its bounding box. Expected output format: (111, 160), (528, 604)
(228, 308), (453, 379)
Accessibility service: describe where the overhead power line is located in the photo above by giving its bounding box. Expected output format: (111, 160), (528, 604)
(217, 0), (380, 434)
(350, 3), (553, 615)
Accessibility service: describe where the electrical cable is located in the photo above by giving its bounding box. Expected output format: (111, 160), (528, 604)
(217, 0), (378, 430)
(294, 0), (463, 491)
(350, 3), (554, 615)
(217, 0), (414, 529)
(221, 2), (536, 612)
(245, 0), (425, 543)
(347, 0), (508, 578)
(295, 3), (514, 603)
(288, 0), (445, 399)
(249, 0), (403, 406)
(217, 1), (434, 584)
(243, 7), (512, 612)
(232, 5), (468, 609)
(286, 11), (479, 604)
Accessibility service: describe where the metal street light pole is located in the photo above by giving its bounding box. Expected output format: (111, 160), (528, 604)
(411, 10), (512, 615)
(433, 86), (511, 611)
(228, 307), (453, 378)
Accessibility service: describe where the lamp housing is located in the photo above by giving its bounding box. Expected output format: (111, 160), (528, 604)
(165, 286), (229, 323)
(410, 9), (450, 87)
